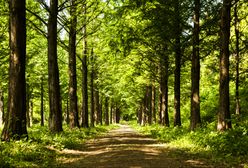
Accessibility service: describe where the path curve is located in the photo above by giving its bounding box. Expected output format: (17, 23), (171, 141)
(58, 125), (215, 168)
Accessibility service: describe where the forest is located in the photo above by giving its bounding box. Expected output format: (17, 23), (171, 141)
(0, 0), (248, 167)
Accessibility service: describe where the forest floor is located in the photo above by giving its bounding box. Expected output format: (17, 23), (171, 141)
(55, 124), (235, 168)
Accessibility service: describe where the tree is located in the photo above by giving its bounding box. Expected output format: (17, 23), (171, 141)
(234, 2), (240, 116)
(218, 0), (232, 131)
(174, 0), (182, 127)
(95, 89), (101, 124)
(48, 0), (63, 132)
(159, 46), (169, 127)
(40, 77), (44, 126)
(105, 97), (109, 125)
(1, 0), (28, 140)
(151, 83), (156, 124)
(81, 2), (89, 128)
(68, 0), (79, 128)
(90, 49), (95, 127)
(190, 0), (201, 130)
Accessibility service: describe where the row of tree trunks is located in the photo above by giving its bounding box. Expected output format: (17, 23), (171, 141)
(137, 0), (235, 132)
(137, 85), (155, 126)
(1, 0), (28, 140)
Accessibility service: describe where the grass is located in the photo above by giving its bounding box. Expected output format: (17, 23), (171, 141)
(0, 124), (118, 167)
(130, 120), (248, 167)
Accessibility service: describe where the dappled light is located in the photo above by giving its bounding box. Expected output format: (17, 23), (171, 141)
(57, 125), (215, 168)
(0, 0), (248, 167)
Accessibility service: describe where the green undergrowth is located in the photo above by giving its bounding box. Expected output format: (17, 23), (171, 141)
(130, 121), (248, 167)
(0, 124), (118, 167)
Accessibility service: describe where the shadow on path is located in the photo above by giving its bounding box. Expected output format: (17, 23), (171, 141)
(56, 125), (224, 168)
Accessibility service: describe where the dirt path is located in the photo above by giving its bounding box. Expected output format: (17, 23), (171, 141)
(57, 125), (217, 168)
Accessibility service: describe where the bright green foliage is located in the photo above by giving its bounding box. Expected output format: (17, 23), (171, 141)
(0, 124), (117, 167)
(0, 0), (248, 165)
(0, 0), (9, 104)
(131, 121), (248, 166)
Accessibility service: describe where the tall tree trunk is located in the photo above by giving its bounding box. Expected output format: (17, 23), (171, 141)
(104, 97), (109, 125)
(110, 101), (113, 124)
(68, 0), (79, 128)
(116, 106), (120, 123)
(0, 90), (4, 126)
(95, 89), (100, 124)
(40, 77), (44, 126)
(148, 85), (152, 125)
(113, 105), (117, 124)
(158, 87), (162, 124)
(160, 50), (169, 127)
(81, 3), (89, 128)
(48, 0), (63, 133)
(218, 0), (232, 131)
(142, 97), (146, 125)
(174, 0), (181, 127)
(190, 0), (201, 130)
(1, 0), (27, 140)
(234, 3), (241, 116)
(90, 50), (95, 127)
(99, 96), (103, 125)
(151, 83), (156, 124)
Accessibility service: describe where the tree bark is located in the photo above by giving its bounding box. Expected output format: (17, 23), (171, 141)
(151, 84), (156, 124)
(95, 89), (100, 124)
(113, 105), (117, 124)
(116, 106), (120, 123)
(218, 0), (232, 131)
(81, 3), (89, 128)
(1, 0), (28, 140)
(142, 97), (146, 125)
(190, 0), (201, 130)
(48, 0), (63, 133)
(158, 87), (162, 125)
(99, 96), (103, 125)
(40, 77), (44, 126)
(234, 3), (241, 116)
(110, 102), (113, 124)
(174, 0), (181, 127)
(160, 50), (169, 127)
(104, 97), (109, 125)
(148, 85), (152, 125)
(90, 50), (95, 127)
(68, 0), (79, 128)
